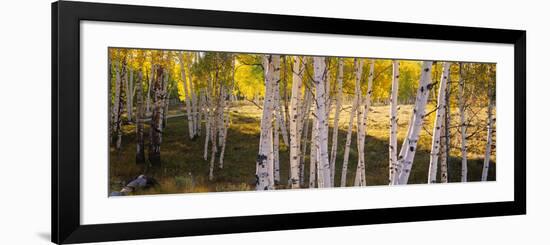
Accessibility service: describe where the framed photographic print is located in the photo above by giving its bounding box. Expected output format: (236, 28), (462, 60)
(52, 1), (526, 244)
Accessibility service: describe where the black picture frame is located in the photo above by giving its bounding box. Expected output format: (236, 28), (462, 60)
(52, 1), (526, 244)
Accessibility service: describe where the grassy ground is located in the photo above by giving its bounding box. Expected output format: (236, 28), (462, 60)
(109, 102), (496, 195)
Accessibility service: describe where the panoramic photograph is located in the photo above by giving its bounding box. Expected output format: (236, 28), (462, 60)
(108, 48), (496, 196)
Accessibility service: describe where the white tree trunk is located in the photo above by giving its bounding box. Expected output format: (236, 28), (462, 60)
(330, 58), (344, 186)
(148, 66), (166, 166)
(309, 116), (318, 188)
(271, 56), (281, 184)
(164, 85), (171, 127)
(393, 61), (434, 185)
(267, 124), (275, 187)
(179, 52), (195, 139)
(440, 108), (449, 183)
(355, 60), (373, 186)
(199, 88), (205, 137)
(428, 62), (450, 183)
(389, 60), (399, 183)
(219, 57), (235, 169)
(208, 77), (219, 181)
(300, 90), (312, 186)
(256, 55), (278, 191)
(217, 87), (227, 168)
(313, 57), (331, 188)
(340, 70), (360, 187)
(161, 68), (169, 129)
(186, 53), (199, 137)
(274, 88), (289, 147)
(216, 86), (225, 152)
(203, 81), (212, 161)
(208, 109), (218, 181)
(288, 56), (304, 188)
(458, 64), (468, 182)
(481, 90), (494, 181)
(273, 114), (280, 184)
(124, 66), (133, 122)
(112, 62), (123, 150)
(146, 62), (153, 116)
(136, 71), (145, 164)
(128, 68), (134, 122)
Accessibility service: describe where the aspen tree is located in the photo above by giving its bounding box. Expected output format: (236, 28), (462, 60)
(148, 66), (166, 167)
(341, 59), (362, 187)
(393, 61), (434, 185)
(312, 57), (331, 188)
(309, 115), (318, 188)
(135, 71), (145, 164)
(289, 56), (304, 188)
(389, 60), (399, 183)
(355, 60), (373, 186)
(481, 85), (494, 181)
(458, 64), (468, 182)
(256, 55), (279, 191)
(330, 58), (344, 185)
(428, 62), (450, 183)
(179, 52), (195, 139)
(300, 89), (312, 186)
(112, 60), (123, 150)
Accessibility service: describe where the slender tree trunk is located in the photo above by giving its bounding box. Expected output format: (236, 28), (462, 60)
(208, 75), (219, 181)
(128, 68), (134, 122)
(148, 66), (165, 167)
(203, 88), (210, 161)
(256, 55), (278, 191)
(270, 56), (281, 184)
(282, 56), (291, 131)
(340, 66), (360, 187)
(219, 57), (235, 169)
(186, 53), (199, 137)
(443, 65), (452, 182)
(124, 67), (132, 123)
(146, 62), (153, 116)
(428, 62), (450, 183)
(208, 107), (218, 181)
(389, 60), (399, 183)
(440, 73), (451, 183)
(324, 59), (334, 184)
(330, 58), (344, 186)
(393, 61), (434, 185)
(312, 57), (331, 188)
(352, 59), (364, 186)
(481, 88), (494, 181)
(136, 71), (145, 164)
(217, 86), (225, 148)
(112, 61), (124, 150)
(180, 52), (195, 139)
(108, 55), (113, 137)
(309, 116), (318, 188)
(275, 94), (289, 146)
(300, 90), (312, 186)
(273, 76), (289, 147)
(288, 56), (303, 188)
(218, 93), (230, 169)
(164, 86), (170, 127)
(273, 113), (280, 184)
(458, 64), (468, 182)
(355, 60), (373, 186)
(197, 89), (204, 137)
(440, 108), (449, 183)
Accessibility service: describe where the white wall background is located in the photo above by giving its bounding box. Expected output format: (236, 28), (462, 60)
(0, 0), (546, 244)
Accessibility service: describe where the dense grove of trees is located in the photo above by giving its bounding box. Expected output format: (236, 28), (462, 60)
(109, 48), (496, 192)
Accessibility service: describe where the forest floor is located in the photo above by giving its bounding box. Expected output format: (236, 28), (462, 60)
(109, 101), (496, 195)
